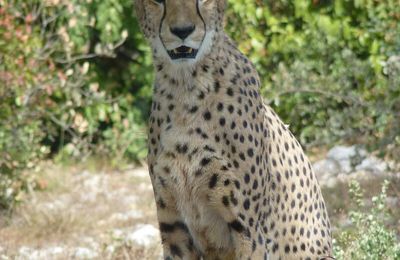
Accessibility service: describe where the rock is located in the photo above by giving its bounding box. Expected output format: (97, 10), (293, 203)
(73, 247), (98, 259)
(313, 159), (340, 178)
(16, 247), (65, 260)
(355, 156), (387, 175)
(327, 146), (357, 161)
(324, 177), (339, 189)
(313, 159), (340, 188)
(326, 145), (367, 173)
(131, 168), (149, 178)
(110, 210), (143, 222)
(126, 224), (160, 247)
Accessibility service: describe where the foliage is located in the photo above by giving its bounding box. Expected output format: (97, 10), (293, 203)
(226, 0), (400, 152)
(0, 0), (149, 209)
(334, 180), (400, 259)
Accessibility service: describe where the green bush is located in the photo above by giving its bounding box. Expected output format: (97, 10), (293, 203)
(334, 180), (400, 259)
(227, 0), (400, 153)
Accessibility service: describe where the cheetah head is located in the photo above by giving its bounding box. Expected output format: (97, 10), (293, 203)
(135, 0), (226, 66)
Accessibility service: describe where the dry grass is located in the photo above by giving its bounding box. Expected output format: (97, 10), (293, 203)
(0, 162), (161, 259)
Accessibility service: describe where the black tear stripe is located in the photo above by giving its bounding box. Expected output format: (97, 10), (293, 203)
(159, 0), (168, 52)
(196, 0), (207, 46)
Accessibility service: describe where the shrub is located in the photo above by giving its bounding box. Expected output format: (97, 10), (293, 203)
(226, 0), (400, 154)
(0, 0), (151, 209)
(334, 180), (400, 259)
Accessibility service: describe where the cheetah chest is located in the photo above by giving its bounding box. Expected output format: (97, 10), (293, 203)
(155, 124), (234, 253)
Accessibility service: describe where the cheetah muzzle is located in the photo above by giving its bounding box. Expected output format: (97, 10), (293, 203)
(135, 0), (333, 259)
(168, 46), (199, 60)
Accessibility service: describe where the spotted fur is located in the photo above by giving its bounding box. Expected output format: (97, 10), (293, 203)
(135, 0), (333, 259)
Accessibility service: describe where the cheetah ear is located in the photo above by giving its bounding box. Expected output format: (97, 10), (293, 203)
(217, 0), (227, 12)
(134, 0), (146, 29)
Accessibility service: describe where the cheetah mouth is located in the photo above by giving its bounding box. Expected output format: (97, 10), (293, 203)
(167, 46), (198, 60)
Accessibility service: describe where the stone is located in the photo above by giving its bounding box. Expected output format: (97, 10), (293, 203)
(73, 247), (98, 259)
(355, 156), (387, 175)
(327, 146), (357, 161)
(126, 224), (160, 247)
(324, 177), (339, 189)
(326, 145), (367, 173)
(313, 159), (340, 178)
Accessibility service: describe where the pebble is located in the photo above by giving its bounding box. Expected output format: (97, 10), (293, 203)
(126, 224), (160, 247)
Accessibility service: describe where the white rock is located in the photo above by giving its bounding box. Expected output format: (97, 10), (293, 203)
(131, 168), (149, 178)
(110, 210), (143, 222)
(111, 228), (124, 239)
(313, 159), (340, 178)
(17, 247), (32, 258)
(355, 156), (387, 174)
(73, 247), (98, 259)
(105, 244), (116, 255)
(126, 224), (160, 247)
(45, 247), (64, 256)
(327, 146), (358, 161)
(326, 145), (367, 173)
(324, 177), (339, 189)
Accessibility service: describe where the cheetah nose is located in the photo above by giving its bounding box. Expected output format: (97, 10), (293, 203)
(170, 24), (196, 40)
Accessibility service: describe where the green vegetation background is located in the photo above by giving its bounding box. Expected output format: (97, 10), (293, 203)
(0, 0), (399, 258)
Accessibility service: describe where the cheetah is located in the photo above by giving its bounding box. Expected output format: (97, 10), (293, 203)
(135, 0), (333, 259)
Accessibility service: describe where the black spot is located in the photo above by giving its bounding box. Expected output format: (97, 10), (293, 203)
(222, 196), (229, 206)
(203, 111), (211, 120)
(272, 243), (279, 253)
(227, 87), (234, 96)
(243, 199), (250, 210)
(175, 143), (188, 154)
(198, 91), (205, 99)
(170, 244), (182, 258)
(229, 220), (244, 233)
(219, 117), (226, 126)
(209, 174), (218, 189)
(189, 106), (198, 113)
(252, 240), (256, 251)
(200, 157), (211, 166)
(214, 81), (220, 92)
(159, 222), (175, 233)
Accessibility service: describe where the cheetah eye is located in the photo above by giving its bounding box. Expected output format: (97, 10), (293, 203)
(152, 0), (164, 4)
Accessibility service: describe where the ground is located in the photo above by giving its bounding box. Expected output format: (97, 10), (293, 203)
(0, 146), (399, 259)
(0, 163), (162, 260)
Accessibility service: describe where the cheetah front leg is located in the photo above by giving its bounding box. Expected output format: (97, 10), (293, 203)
(158, 208), (201, 260)
(150, 172), (201, 260)
(198, 157), (268, 260)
